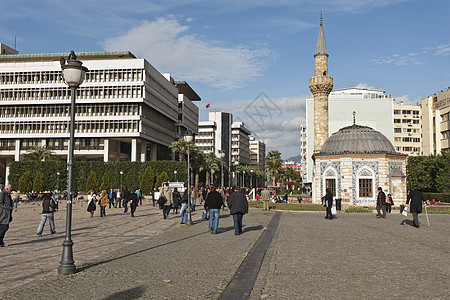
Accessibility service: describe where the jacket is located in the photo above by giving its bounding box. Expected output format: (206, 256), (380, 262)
(100, 194), (108, 207)
(0, 190), (12, 225)
(261, 189), (270, 201)
(228, 191), (248, 215)
(407, 190), (423, 213)
(377, 191), (386, 206)
(173, 191), (181, 207)
(205, 190), (223, 210)
(42, 196), (55, 214)
(324, 193), (333, 207)
(161, 187), (173, 206)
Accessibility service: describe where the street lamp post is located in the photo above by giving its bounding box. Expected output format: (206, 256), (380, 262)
(243, 171), (245, 188)
(56, 172), (60, 193)
(174, 170), (177, 182)
(58, 51), (88, 275)
(120, 170), (123, 191)
(250, 169), (254, 190)
(234, 161), (239, 187)
(219, 151), (225, 188)
(184, 131), (194, 225)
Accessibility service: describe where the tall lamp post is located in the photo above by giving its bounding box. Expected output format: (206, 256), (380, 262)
(184, 131), (194, 225)
(174, 170), (178, 182)
(219, 151), (225, 188)
(120, 170), (123, 191)
(243, 171), (245, 188)
(56, 172), (60, 193)
(250, 169), (254, 190)
(234, 161), (239, 187)
(58, 51), (88, 275)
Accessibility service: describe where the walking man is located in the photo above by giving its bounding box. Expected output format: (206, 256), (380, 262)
(261, 187), (270, 211)
(12, 190), (19, 211)
(227, 187), (248, 235)
(116, 188), (121, 208)
(130, 190), (138, 217)
(161, 183), (173, 219)
(376, 187), (386, 219)
(407, 187), (424, 228)
(108, 188), (116, 209)
(0, 184), (13, 246)
(205, 186), (224, 234)
(37, 192), (56, 235)
(122, 187), (130, 213)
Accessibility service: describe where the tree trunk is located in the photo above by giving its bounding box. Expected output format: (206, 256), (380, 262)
(195, 172), (200, 187)
(206, 170), (211, 186)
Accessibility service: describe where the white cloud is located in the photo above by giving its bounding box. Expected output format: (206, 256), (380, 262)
(102, 18), (272, 89)
(372, 52), (424, 66)
(212, 93), (308, 158)
(435, 43), (450, 56)
(354, 82), (375, 89)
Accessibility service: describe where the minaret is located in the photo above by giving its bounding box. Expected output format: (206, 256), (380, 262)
(309, 12), (333, 153)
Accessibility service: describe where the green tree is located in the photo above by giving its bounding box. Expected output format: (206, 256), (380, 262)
(20, 146), (57, 161)
(203, 152), (220, 186)
(170, 139), (188, 161)
(266, 150), (283, 186)
(155, 171), (169, 190)
(33, 172), (45, 192)
(86, 171), (100, 192)
(99, 172), (111, 192)
(406, 155), (437, 191)
(18, 171), (33, 193)
(435, 151), (450, 193)
(140, 166), (155, 195)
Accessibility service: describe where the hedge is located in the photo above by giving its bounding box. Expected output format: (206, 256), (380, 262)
(422, 193), (450, 203)
(8, 160), (187, 194)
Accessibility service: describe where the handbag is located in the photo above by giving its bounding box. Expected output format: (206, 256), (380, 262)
(331, 206), (336, 215)
(401, 206), (408, 217)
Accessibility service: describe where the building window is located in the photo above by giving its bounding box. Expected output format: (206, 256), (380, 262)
(394, 128), (401, 133)
(326, 179), (336, 197)
(359, 179), (373, 197)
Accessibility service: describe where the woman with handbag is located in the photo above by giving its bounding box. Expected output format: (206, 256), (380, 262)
(87, 190), (96, 218)
(99, 190), (108, 217)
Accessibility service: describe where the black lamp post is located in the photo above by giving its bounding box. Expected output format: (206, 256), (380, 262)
(250, 169), (254, 190)
(120, 170), (123, 191)
(184, 131), (194, 225)
(56, 171), (60, 193)
(58, 51), (88, 275)
(174, 170), (178, 182)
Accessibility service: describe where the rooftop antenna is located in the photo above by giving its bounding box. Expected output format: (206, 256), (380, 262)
(352, 111), (356, 125)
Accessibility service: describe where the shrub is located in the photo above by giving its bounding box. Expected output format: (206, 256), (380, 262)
(140, 166), (155, 195)
(422, 193), (450, 203)
(99, 173), (111, 192)
(33, 172), (45, 193)
(155, 171), (169, 190)
(344, 207), (373, 213)
(18, 171), (33, 193)
(86, 171), (100, 193)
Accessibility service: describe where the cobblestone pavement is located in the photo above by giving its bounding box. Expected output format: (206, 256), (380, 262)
(250, 211), (449, 299)
(2, 203), (449, 299)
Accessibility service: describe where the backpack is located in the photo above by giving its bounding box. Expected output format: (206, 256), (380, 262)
(158, 195), (167, 205)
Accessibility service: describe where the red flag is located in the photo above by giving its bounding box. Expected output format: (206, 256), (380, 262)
(206, 103), (211, 108)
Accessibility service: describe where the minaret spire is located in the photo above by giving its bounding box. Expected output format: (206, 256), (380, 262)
(315, 11), (328, 57)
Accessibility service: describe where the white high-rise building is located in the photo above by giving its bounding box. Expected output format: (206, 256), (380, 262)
(231, 122), (251, 165)
(393, 102), (421, 155)
(305, 87), (394, 183)
(0, 49), (199, 186)
(249, 136), (266, 171)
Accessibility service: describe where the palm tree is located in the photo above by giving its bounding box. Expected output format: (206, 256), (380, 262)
(20, 146), (57, 161)
(169, 139), (188, 161)
(266, 150), (283, 186)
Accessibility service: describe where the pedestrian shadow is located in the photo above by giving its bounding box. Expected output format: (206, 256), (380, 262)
(400, 219), (416, 227)
(102, 286), (145, 300)
(242, 225), (264, 233)
(76, 231), (208, 273)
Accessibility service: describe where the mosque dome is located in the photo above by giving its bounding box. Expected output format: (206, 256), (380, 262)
(316, 124), (397, 156)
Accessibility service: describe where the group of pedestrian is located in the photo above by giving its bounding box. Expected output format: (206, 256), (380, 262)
(87, 187), (143, 218)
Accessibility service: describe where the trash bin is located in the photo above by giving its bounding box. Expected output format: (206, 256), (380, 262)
(336, 198), (342, 211)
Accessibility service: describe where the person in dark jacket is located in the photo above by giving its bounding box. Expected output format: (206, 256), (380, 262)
(407, 187), (424, 228)
(227, 187), (248, 235)
(0, 184), (13, 247)
(129, 190), (138, 217)
(122, 187), (130, 213)
(180, 187), (189, 224)
(108, 188), (116, 209)
(376, 187), (386, 219)
(172, 187), (181, 215)
(37, 192), (56, 235)
(205, 186), (224, 234)
(324, 188), (334, 220)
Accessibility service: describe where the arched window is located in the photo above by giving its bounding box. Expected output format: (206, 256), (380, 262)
(323, 167), (337, 197)
(357, 167), (374, 198)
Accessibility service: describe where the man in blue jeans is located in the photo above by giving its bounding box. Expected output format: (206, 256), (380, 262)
(180, 188), (189, 224)
(37, 192), (56, 235)
(227, 187), (248, 235)
(204, 185), (224, 234)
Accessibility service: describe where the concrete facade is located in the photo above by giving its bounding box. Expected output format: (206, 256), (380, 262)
(231, 122), (251, 165)
(421, 88), (450, 155)
(393, 102), (421, 155)
(249, 136), (266, 171)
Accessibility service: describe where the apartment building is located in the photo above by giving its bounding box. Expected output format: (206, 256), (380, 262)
(0, 49), (199, 186)
(231, 122), (251, 165)
(421, 88), (450, 155)
(300, 120), (307, 183)
(249, 136), (266, 171)
(393, 102), (421, 155)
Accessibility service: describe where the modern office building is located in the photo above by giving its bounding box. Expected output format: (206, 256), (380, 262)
(305, 87), (394, 183)
(421, 88), (450, 155)
(195, 112), (233, 166)
(0, 48), (199, 186)
(231, 122), (251, 165)
(393, 102), (421, 155)
(249, 136), (266, 171)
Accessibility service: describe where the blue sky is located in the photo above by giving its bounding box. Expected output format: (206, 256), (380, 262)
(1, 0), (449, 159)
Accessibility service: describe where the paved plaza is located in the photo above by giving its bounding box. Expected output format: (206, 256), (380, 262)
(1, 200), (449, 299)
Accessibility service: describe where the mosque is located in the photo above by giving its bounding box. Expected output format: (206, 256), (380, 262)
(309, 14), (407, 207)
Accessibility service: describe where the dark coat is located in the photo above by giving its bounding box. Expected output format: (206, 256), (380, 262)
(407, 190), (423, 213)
(205, 190), (223, 210)
(324, 193), (333, 207)
(227, 191), (248, 215)
(181, 191), (188, 204)
(377, 191), (386, 206)
(0, 189), (12, 225)
(42, 194), (55, 214)
(173, 191), (181, 208)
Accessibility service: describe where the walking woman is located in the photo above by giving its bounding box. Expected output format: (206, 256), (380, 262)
(87, 190), (96, 217)
(99, 190), (108, 217)
(172, 187), (181, 215)
(386, 193), (394, 213)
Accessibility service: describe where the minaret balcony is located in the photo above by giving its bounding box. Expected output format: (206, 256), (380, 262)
(309, 75), (333, 86)
(309, 76), (333, 94)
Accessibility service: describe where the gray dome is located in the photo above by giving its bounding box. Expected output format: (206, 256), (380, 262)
(317, 124), (397, 156)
